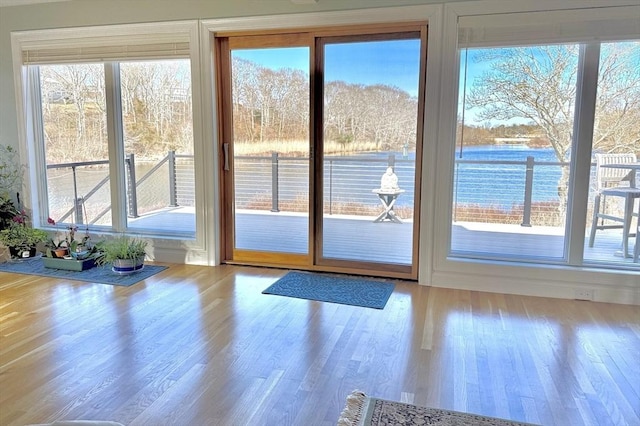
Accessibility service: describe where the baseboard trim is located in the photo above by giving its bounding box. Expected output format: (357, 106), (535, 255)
(430, 271), (640, 305)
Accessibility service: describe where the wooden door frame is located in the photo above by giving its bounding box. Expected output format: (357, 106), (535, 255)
(312, 29), (427, 279)
(216, 24), (427, 280)
(216, 33), (314, 267)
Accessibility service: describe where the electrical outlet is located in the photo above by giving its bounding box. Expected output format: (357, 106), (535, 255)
(575, 289), (594, 301)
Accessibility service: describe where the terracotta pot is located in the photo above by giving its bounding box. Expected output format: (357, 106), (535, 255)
(52, 247), (69, 258)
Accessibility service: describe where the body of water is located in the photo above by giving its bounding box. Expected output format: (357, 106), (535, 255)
(46, 159), (194, 226)
(453, 145), (565, 209)
(235, 146), (567, 212)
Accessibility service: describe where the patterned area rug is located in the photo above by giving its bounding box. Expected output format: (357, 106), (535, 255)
(0, 255), (167, 287)
(337, 391), (538, 426)
(262, 271), (394, 309)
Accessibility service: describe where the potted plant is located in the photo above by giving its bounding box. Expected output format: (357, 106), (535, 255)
(0, 222), (48, 258)
(44, 237), (70, 258)
(44, 218), (90, 259)
(42, 217), (102, 270)
(95, 236), (147, 274)
(1, 144), (27, 262)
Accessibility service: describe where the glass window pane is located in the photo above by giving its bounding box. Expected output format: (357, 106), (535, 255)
(584, 41), (640, 268)
(119, 60), (195, 236)
(321, 37), (421, 265)
(39, 64), (111, 228)
(451, 45), (579, 260)
(231, 47), (310, 254)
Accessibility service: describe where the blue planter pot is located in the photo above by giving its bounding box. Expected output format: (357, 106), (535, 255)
(111, 257), (145, 274)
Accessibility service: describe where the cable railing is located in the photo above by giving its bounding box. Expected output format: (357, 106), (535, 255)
(46, 151), (194, 225)
(47, 152), (590, 228)
(452, 157), (573, 226)
(233, 154), (416, 215)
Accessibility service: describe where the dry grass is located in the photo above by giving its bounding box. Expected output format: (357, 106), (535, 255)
(244, 194), (415, 219)
(234, 140), (379, 157)
(244, 196), (568, 226)
(453, 201), (564, 227)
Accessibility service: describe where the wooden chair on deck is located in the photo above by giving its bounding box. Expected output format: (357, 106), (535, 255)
(588, 153), (640, 258)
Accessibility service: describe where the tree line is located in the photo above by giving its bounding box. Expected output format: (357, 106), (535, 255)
(41, 58), (421, 162)
(231, 57), (418, 152)
(40, 61), (193, 163)
(38, 42), (638, 167)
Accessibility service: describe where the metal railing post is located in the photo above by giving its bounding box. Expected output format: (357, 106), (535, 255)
(71, 165), (81, 223)
(329, 159), (333, 215)
(126, 153), (139, 218)
(168, 151), (178, 207)
(388, 154), (396, 170)
(521, 156), (534, 227)
(75, 196), (84, 224)
(271, 152), (279, 212)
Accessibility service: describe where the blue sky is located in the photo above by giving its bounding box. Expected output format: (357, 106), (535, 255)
(458, 49), (493, 126)
(232, 39), (421, 97)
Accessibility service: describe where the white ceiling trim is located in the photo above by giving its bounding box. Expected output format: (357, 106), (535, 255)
(0, 0), (70, 7)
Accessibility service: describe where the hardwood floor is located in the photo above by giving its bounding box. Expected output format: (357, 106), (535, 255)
(1, 264), (638, 426)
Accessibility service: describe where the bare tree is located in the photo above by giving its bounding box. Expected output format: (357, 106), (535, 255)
(230, 57), (417, 152)
(466, 42), (640, 213)
(120, 60), (193, 154)
(39, 64), (107, 162)
(592, 43), (640, 152)
(469, 42), (640, 156)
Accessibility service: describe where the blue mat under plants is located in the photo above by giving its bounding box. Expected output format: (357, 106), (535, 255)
(0, 255), (167, 287)
(262, 271), (395, 309)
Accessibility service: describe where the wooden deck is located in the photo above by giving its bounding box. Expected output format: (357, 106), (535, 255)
(129, 207), (639, 267)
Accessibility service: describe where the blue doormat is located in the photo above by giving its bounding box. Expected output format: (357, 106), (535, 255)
(262, 271), (395, 309)
(0, 256), (167, 287)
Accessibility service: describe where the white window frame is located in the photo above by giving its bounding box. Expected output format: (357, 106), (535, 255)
(11, 21), (214, 265)
(433, 0), (639, 303)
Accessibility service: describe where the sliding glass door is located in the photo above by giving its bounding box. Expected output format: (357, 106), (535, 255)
(220, 35), (312, 265)
(317, 34), (424, 272)
(218, 27), (426, 278)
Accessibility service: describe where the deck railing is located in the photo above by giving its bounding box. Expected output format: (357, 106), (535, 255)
(48, 152), (587, 227)
(452, 157), (572, 226)
(46, 151), (194, 225)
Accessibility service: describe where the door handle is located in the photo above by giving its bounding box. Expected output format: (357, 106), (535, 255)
(223, 143), (230, 171)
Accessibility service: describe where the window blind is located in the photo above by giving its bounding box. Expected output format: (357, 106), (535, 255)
(21, 34), (190, 65)
(458, 6), (640, 48)
(16, 22), (195, 65)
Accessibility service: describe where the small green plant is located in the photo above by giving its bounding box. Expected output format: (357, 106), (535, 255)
(0, 225), (48, 251)
(95, 236), (147, 265)
(0, 206), (47, 254)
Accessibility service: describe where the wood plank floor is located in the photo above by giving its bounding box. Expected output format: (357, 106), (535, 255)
(1, 265), (638, 426)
